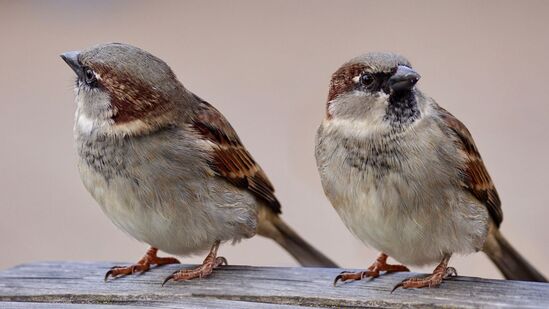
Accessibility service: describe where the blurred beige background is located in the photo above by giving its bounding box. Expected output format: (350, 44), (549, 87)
(1, 0), (548, 280)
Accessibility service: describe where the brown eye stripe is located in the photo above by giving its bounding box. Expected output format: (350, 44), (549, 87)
(85, 63), (174, 124)
(327, 63), (367, 102)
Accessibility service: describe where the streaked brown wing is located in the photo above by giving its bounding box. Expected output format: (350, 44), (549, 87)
(437, 106), (503, 227)
(191, 97), (281, 214)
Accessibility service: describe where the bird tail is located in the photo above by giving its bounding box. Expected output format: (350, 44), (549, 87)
(483, 224), (547, 282)
(257, 208), (338, 268)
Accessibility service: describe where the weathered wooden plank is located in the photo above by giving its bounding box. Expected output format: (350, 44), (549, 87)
(0, 301), (296, 309)
(0, 299), (297, 309)
(0, 261), (548, 308)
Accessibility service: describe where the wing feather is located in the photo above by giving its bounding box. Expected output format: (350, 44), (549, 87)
(191, 97), (281, 214)
(437, 105), (503, 226)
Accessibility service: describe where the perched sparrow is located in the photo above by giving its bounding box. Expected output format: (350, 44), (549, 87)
(61, 43), (337, 284)
(315, 53), (547, 290)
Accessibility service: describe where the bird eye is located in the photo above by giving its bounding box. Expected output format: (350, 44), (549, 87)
(83, 67), (96, 85)
(360, 73), (375, 87)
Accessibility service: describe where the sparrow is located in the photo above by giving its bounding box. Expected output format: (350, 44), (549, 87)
(314, 52), (547, 290)
(61, 43), (337, 285)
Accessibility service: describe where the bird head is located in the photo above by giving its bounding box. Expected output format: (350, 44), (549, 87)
(61, 43), (186, 136)
(326, 52), (422, 129)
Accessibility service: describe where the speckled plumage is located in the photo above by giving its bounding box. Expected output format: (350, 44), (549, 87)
(315, 52), (546, 283)
(64, 43), (337, 272)
(316, 94), (490, 266)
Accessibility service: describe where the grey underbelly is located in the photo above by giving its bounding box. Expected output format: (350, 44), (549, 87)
(79, 163), (258, 256)
(323, 163), (489, 266)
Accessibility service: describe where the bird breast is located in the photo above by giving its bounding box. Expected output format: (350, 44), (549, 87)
(315, 117), (489, 266)
(74, 124), (259, 256)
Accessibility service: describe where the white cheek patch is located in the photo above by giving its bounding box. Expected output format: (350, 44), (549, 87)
(110, 119), (151, 136)
(325, 117), (391, 138)
(327, 99), (338, 116)
(76, 113), (95, 135)
(326, 92), (393, 138)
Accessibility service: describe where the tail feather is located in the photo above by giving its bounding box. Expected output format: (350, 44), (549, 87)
(483, 225), (547, 282)
(257, 209), (338, 268)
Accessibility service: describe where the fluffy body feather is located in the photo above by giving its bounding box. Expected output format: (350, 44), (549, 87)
(316, 95), (489, 266)
(75, 119), (258, 256)
(65, 43), (337, 269)
(316, 52), (546, 282)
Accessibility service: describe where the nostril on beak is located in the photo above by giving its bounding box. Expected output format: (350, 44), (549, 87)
(389, 65), (420, 92)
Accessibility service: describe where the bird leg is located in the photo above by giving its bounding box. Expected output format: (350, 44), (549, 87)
(104, 247), (180, 281)
(334, 253), (410, 286)
(392, 255), (457, 292)
(162, 240), (227, 286)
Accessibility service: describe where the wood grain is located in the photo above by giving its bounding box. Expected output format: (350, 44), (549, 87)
(1, 261), (548, 308)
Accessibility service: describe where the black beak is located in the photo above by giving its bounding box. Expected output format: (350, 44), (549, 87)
(60, 51), (83, 79)
(389, 65), (420, 93)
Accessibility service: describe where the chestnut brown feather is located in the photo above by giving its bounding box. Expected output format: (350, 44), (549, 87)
(192, 99), (281, 214)
(82, 62), (177, 124)
(437, 106), (503, 227)
(327, 63), (367, 103)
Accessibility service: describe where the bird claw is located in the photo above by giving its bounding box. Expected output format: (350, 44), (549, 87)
(216, 256), (228, 266)
(334, 254), (409, 287)
(161, 273), (175, 287)
(104, 264), (143, 282)
(391, 266), (457, 293)
(104, 270), (113, 282)
(333, 270), (371, 286)
(445, 267), (458, 278)
(161, 256), (227, 286)
(333, 274), (345, 287)
(333, 270), (352, 285)
(391, 281), (404, 293)
(104, 248), (180, 282)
